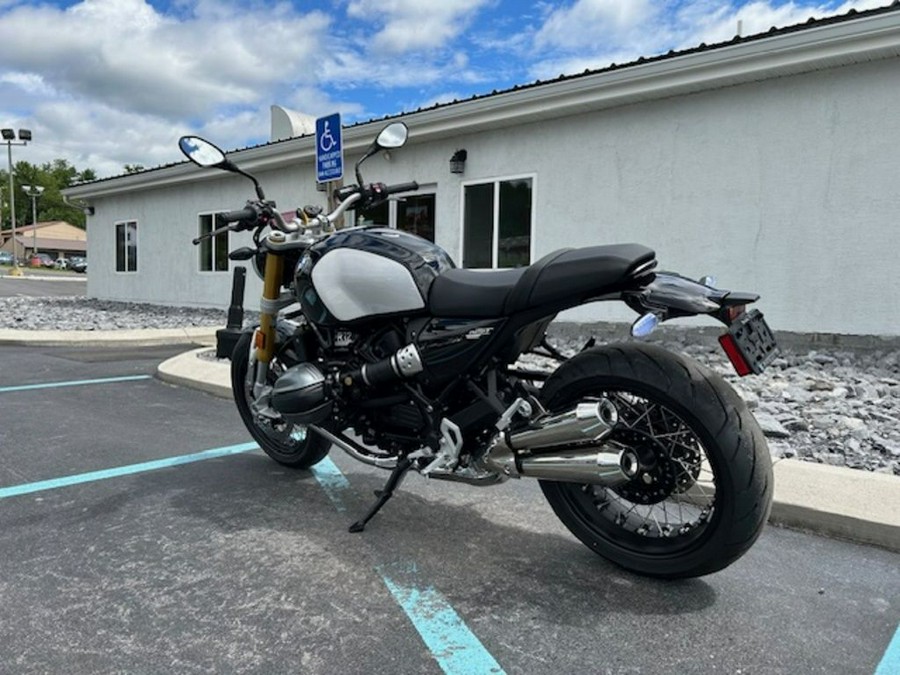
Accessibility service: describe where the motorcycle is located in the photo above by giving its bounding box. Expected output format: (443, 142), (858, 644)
(179, 122), (779, 579)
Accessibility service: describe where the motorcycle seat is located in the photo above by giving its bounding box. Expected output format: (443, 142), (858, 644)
(429, 244), (656, 318)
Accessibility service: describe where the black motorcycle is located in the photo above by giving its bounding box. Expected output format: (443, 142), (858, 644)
(180, 122), (778, 579)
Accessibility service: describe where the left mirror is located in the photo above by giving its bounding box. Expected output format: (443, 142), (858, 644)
(179, 136), (227, 167)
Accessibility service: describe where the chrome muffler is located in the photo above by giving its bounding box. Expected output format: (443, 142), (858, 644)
(480, 399), (637, 487)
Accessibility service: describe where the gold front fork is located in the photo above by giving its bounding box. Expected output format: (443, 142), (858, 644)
(255, 250), (284, 365)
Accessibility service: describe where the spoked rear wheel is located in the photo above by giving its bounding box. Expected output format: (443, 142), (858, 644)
(231, 330), (330, 469)
(539, 343), (772, 579)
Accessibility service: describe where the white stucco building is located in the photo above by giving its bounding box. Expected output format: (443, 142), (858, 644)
(64, 6), (900, 337)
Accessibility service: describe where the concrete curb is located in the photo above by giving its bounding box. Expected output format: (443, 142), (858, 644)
(770, 460), (900, 552)
(0, 274), (86, 282)
(156, 347), (232, 398)
(158, 348), (900, 553)
(0, 327), (218, 348)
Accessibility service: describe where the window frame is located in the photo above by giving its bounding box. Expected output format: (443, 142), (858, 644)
(459, 173), (536, 269)
(197, 211), (230, 273)
(114, 220), (138, 273)
(348, 184), (437, 240)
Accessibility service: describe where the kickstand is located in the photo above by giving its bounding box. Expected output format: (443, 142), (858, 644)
(348, 456), (413, 533)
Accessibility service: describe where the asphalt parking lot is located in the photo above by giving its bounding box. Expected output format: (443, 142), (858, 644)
(0, 270), (86, 298)
(0, 344), (898, 674)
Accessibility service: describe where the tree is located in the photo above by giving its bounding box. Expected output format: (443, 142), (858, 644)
(0, 158), (97, 231)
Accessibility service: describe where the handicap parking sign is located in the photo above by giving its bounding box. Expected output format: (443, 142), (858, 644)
(316, 113), (343, 183)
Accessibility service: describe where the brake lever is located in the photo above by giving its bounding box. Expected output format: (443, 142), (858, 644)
(192, 222), (233, 246)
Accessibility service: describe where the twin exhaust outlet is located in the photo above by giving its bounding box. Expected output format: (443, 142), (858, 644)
(479, 399), (638, 487)
(314, 397), (637, 488)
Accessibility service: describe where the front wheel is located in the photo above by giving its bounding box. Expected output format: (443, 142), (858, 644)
(539, 343), (773, 579)
(231, 329), (330, 469)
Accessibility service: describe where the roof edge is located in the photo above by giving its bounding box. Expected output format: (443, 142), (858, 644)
(64, 5), (900, 200)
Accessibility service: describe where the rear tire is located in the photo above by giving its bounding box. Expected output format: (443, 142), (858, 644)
(539, 343), (772, 579)
(231, 330), (330, 469)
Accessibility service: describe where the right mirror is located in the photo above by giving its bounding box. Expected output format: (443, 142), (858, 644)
(375, 122), (408, 149)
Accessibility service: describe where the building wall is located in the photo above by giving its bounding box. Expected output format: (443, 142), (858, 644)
(87, 57), (900, 335)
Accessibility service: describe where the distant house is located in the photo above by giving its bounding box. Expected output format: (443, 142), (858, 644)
(63, 5), (900, 337)
(0, 221), (86, 261)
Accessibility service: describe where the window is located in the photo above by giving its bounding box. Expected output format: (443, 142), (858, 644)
(350, 190), (436, 242)
(463, 177), (533, 268)
(115, 221), (138, 272)
(397, 194), (435, 242)
(198, 213), (229, 272)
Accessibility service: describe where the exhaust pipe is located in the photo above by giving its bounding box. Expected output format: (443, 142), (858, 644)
(518, 449), (634, 486)
(480, 399), (638, 487)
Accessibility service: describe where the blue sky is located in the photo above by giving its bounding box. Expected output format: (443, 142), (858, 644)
(0, 0), (891, 175)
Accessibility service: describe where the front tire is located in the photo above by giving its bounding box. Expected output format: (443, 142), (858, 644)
(539, 343), (772, 579)
(231, 330), (330, 469)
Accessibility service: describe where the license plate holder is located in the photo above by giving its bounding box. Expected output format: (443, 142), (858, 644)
(719, 309), (779, 375)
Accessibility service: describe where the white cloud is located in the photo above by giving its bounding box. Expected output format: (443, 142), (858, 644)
(0, 72), (55, 97)
(534, 0), (657, 51)
(346, 0), (491, 54)
(0, 0), (329, 119)
(28, 100), (193, 176)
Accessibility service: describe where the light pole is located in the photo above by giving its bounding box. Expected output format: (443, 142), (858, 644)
(22, 184), (44, 260)
(2, 128), (32, 276)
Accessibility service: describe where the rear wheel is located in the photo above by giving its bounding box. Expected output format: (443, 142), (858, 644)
(539, 343), (772, 579)
(231, 330), (330, 469)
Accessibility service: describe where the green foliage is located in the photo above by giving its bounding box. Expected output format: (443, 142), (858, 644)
(0, 159), (96, 231)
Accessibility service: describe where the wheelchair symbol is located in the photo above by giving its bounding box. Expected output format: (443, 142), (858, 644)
(319, 122), (337, 153)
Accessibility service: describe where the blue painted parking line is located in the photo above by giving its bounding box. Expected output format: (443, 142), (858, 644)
(0, 442), (259, 499)
(876, 624), (900, 675)
(310, 456), (350, 512)
(381, 565), (506, 675)
(312, 455), (505, 675)
(0, 374), (152, 394)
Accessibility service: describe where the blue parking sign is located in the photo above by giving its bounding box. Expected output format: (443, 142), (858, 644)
(316, 113), (343, 183)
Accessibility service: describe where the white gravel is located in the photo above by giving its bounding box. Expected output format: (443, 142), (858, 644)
(3, 296), (897, 475)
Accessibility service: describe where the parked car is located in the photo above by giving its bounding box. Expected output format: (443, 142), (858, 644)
(30, 253), (55, 268)
(69, 256), (87, 273)
(55, 258), (69, 270)
(0, 251), (13, 265)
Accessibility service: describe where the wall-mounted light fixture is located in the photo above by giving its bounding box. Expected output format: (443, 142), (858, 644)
(450, 149), (467, 174)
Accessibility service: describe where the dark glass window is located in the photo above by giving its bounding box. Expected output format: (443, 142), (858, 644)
(397, 194), (435, 242)
(199, 213), (229, 272)
(115, 221), (138, 272)
(463, 178), (532, 268)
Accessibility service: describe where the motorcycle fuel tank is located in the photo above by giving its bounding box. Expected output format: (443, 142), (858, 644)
(296, 228), (455, 326)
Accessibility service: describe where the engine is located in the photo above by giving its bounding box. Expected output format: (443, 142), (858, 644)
(270, 325), (431, 450)
(268, 319), (530, 457)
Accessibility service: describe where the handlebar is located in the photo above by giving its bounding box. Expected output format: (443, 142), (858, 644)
(215, 205), (259, 227)
(381, 181), (419, 196)
(333, 181), (419, 206)
(192, 204), (261, 245)
(192, 181), (420, 246)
